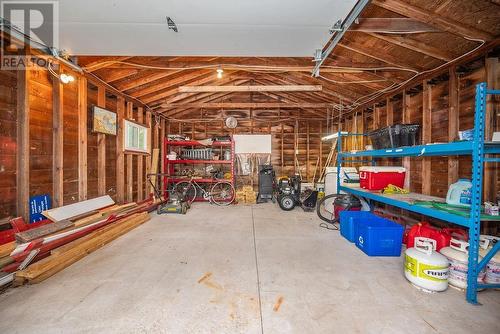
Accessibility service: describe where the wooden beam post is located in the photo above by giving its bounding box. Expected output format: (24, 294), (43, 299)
(484, 57), (498, 202)
(386, 97), (394, 126)
(145, 110), (152, 197)
(16, 66), (29, 220)
(373, 104), (380, 129)
(422, 81), (432, 195)
(160, 118), (166, 195)
(137, 107), (144, 201)
(77, 77), (88, 201)
(126, 102), (133, 202)
(281, 123), (284, 175)
(448, 66), (459, 187)
(97, 86), (106, 196)
(116, 96), (125, 203)
(52, 73), (64, 207)
(402, 91), (412, 189)
(306, 121), (310, 181)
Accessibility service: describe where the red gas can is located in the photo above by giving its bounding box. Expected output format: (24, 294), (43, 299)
(404, 222), (467, 251)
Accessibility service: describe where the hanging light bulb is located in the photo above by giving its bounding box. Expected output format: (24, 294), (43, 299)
(216, 68), (223, 79)
(60, 73), (75, 84)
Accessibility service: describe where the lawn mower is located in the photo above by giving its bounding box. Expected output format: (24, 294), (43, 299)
(147, 173), (189, 214)
(276, 175), (318, 211)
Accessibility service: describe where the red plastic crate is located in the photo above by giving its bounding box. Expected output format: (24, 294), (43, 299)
(359, 166), (406, 191)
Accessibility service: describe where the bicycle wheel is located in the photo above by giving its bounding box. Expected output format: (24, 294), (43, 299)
(173, 181), (197, 204)
(210, 181), (235, 206)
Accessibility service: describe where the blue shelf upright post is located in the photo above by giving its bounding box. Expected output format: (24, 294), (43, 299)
(466, 83), (487, 304)
(336, 130), (342, 195)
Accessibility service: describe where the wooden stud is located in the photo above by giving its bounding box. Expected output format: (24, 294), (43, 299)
(97, 86), (106, 196)
(422, 81), (432, 195)
(16, 65), (30, 220)
(145, 110), (152, 197)
(386, 97), (393, 126)
(306, 121), (310, 181)
(52, 73), (64, 207)
(402, 91), (412, 190)
(160, 118), (166, 195)
(116, 97), (125, 203)
(126, 102), (133, 202)
(448, 66), (459, 187)
(319, 120), (323, 178)
(373, 104), (380, 129)
(280, 123), (284, 175)
(484, 58), (498, 202)
(137, 107), (144, 201)
(77, 77), (88, 201)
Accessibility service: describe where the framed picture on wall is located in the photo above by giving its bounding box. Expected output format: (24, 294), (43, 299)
(92, 106), (117, 135)
(124, 120), (149, 153)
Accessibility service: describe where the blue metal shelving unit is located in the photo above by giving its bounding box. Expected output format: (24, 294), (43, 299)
(336, 82), (500, 304)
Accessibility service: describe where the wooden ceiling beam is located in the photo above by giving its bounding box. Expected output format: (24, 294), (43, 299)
(161, 102), (332, 109)
(337, 41), (423, 72)
(133, 70), (213, 99)
(364, 32), (453, 62)
(99, 68), (141, 83)
(350, 18), (440, 33)
(82, 56), (134, 72)
(178, 85), (322, 93)
(371, 0), (494, 40)
(115, 70), (183, 91)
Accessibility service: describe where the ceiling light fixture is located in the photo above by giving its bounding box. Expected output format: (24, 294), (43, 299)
(60, 73), (75, 84)
(216, 68), (224, 79)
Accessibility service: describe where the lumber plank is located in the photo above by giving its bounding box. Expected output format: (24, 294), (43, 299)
(0, 241), (16, 258)
(15, 220), (74, 243)
(17, 213), (150, 282)
(42, 195), (115, 222)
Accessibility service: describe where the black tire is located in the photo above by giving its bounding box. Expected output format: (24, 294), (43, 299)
(316, 193), (340, 224)
(278, 194), (296, 211)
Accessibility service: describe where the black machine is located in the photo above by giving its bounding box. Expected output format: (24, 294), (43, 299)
(257, 165), (275, 203)
(277, 175), (318, 211)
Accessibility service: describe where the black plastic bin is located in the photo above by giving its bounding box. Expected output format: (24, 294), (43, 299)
(368, 124), (420, 149)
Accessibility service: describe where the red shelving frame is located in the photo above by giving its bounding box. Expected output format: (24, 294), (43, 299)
(163, 138), (235, 201)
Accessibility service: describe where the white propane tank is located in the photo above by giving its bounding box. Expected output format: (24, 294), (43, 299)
(404, 237), (449, 292)
(479, 235), (500, 285)
(440, 238), (486, 290)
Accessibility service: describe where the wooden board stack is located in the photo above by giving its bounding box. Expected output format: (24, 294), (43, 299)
(0, 196), (156, 288)
(236, 186), (257, 204)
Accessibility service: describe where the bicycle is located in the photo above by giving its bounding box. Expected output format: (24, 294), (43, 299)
(173, 178), (235, 206)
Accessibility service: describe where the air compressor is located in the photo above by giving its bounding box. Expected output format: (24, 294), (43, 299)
(404, 237), (449, 292)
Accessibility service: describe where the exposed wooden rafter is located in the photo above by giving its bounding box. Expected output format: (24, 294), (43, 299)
(371, 0), (494, 40)
(177, 85), (322, 93)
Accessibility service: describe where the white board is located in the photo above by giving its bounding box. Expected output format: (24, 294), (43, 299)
(42, 195), (115, 222)
(234, 135), (272, 154)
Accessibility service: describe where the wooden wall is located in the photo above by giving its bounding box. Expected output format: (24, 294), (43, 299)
(0, 63), (161, 221)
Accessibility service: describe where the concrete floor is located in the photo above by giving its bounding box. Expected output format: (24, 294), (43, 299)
(0, 203), (498, 333)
